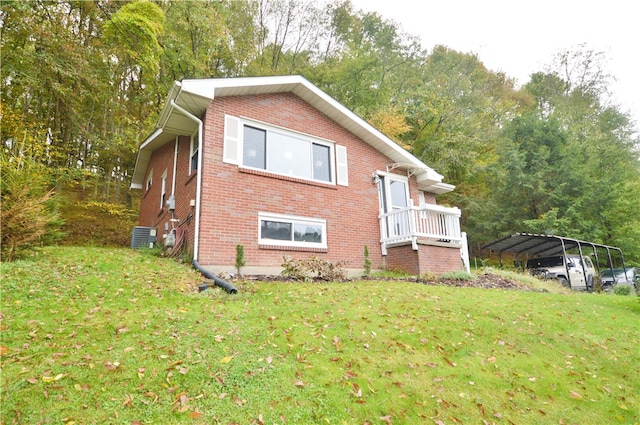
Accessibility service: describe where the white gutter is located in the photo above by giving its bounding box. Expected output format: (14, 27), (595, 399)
(169, 99), (203, 261)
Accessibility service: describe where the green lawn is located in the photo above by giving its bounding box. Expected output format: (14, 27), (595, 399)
(1, 247), (639, 424)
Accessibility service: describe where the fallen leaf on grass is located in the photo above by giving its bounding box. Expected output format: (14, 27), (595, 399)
(380, 414), (392, 425)
(42, 373), (67, 382)
(569, 391), (583, 399)
(219, 356), (233, 364)
(294, 380), (305, 387)
(166, 360), (183, 369)
(104, 361), (120, 371)
(352, 383), (362, 397)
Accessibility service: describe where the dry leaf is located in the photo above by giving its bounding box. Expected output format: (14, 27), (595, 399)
(569, 390), (583, 399)
(219, 356), (233, 364)
(352, 383), (362, 397)
(104, 361), (119, 371)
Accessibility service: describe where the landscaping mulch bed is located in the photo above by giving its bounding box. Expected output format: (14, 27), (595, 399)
(212, 272), (543, 292)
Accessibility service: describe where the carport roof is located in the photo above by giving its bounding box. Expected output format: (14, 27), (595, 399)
(481, 233), (623, 258)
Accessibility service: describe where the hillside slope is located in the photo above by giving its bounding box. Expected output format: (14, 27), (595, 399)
(1, 247), (638, 424)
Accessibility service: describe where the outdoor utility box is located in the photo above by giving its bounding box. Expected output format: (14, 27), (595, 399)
(131, 226), (157, 249)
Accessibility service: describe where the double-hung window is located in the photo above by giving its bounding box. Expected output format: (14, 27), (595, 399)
(189, 133), (198, 174)
(160, 169), (167, 209)
(258, 212), (326, 249)
(223, 115), (348, 186)
(145, 169), (153, 192)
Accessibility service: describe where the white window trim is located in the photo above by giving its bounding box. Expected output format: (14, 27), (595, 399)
(227, 115), (341, 185)
(189, 131), (198, 174)
(258, 212), (327, 249)
(242, 118), (336, 184)
(146, 169), (153, 191)
(160, 169), (167, 209)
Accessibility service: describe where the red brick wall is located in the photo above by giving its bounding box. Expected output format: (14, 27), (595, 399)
(138, 135), (197, 250)
(196, 92), (407, 272)
(417, 244), (464, 274)
(386, 244), (420, 274)
(387, 243), (464, 275)
(137, 91), (459, 274)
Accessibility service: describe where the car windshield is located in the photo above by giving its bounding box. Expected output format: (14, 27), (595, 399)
(602, 268), (634, 278)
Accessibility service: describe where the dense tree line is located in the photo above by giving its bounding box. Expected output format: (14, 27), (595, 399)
(2, 0), (638, 262)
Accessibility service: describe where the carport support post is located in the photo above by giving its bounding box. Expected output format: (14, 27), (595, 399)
(577, 242), (590, 290)
(561, 239), (571, 288)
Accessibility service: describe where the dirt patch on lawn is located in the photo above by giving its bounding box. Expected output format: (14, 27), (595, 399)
(426, 273), (541, 291)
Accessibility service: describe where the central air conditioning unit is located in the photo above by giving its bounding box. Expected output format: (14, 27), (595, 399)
(131, 226), (157, 249)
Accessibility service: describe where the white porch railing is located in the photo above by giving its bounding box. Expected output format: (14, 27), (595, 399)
(379, 201), (462, 255)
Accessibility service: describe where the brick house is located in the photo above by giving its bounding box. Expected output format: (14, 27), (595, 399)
(130, 76), (469, 276)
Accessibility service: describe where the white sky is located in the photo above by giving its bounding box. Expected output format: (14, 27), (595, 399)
(349, 0), (639, 129)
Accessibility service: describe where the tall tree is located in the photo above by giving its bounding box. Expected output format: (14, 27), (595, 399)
(404, 45), (522, 185)
(312, 1), (424, 118)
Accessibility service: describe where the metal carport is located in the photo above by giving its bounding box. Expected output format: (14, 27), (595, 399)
(481, 233), (627, 290)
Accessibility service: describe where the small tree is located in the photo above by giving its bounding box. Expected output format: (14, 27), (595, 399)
(363, 245), (371, 277)
(1, 158), (63, 261)
(235, 244), (246, 276)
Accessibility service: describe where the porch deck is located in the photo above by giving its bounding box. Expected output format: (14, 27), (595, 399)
(379, 202), (462, 255)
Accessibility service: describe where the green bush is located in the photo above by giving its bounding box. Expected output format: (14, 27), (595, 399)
(439, 270), (475, 281)
(1, 158), (63, 261)
(363, 245), (371, 277)
(613, 284), (633, 296)
(59, 199), (138, 247)
(235, 244), (246, 276)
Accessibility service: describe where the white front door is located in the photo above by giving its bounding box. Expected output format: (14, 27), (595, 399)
(378, 174), (410, 237)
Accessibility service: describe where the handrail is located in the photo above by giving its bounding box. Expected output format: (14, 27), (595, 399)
(379, 203), (462, 250)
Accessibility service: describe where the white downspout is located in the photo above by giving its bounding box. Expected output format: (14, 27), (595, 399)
(170, 99), (203, 261)
(171, 137), (178, 196)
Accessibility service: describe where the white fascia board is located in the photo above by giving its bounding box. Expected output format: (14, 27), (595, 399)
(130, 129), (163, 188)
(422, 182), (456, 194)
(179, 76), (438, 176)
(146, 76), (449, 190)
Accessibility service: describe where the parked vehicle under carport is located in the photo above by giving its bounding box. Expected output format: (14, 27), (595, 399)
(600, 267), (637, 288)
(482, 233), (628, 291)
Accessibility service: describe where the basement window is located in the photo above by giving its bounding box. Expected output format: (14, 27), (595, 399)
(258, 212), (326, 249)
